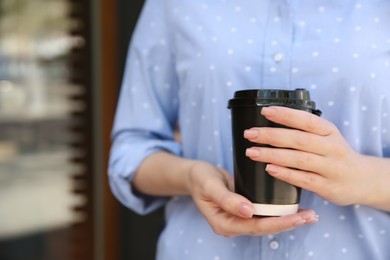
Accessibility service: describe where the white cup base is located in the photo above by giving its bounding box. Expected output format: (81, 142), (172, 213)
(253, 203), (299, 216)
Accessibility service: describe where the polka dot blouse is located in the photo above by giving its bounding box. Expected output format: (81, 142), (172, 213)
(109, 0), (390, 259)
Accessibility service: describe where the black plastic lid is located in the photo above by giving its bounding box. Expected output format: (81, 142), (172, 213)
(228, 88), (321, 115)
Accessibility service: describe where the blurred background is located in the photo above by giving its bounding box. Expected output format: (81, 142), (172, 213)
(0, 0), (164, 259)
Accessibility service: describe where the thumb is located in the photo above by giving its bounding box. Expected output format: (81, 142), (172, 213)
(208, 180), (254, 218)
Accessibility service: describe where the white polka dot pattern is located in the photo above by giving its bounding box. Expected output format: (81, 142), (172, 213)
(109, 1), (390, 259)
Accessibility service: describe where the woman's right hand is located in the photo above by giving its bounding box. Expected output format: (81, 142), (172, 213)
(186, 161), (318, 237)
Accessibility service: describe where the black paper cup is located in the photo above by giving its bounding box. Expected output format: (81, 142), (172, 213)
(228, 88), (321, 216)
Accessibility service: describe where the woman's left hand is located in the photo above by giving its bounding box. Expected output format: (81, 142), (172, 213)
(244, 106), (371, 207)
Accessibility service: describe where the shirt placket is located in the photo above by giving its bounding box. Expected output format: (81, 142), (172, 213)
(260, 233), (291, 259)
(261, 0), (293, 89)
(259, 1), (293, 257)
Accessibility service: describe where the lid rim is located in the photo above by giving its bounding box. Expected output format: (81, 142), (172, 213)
(233, 88), (311, 99)
(228, 88), (315, 108)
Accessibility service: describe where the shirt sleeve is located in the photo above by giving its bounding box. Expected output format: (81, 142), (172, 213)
(382, 92), (390, 158)
(108, 0), (181, 215)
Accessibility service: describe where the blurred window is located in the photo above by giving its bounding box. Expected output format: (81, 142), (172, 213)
(0, 1), (90, 259)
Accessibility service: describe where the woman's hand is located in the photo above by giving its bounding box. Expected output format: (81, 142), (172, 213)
(186, 161), (318, 237)
(244, 106), (374, 207)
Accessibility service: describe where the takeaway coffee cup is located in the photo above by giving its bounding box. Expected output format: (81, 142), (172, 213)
(228, 88), (321, 216)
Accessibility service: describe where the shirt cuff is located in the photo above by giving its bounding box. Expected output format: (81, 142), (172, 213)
(108, 140), (181, 215)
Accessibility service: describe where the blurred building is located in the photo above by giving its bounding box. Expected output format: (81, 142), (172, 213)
(0, 0), (161, 259)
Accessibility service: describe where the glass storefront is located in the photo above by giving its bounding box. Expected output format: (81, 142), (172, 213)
(0, 1), (160, 259)
(0, 1), (86, 257)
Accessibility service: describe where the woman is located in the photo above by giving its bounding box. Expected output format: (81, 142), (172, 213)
(109, 1), (390, 259)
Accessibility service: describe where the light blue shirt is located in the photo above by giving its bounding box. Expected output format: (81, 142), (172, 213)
(109, 1), (390, 259)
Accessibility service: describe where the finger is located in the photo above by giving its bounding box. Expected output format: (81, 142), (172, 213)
(261, 106), (335, 136)
(203, 178), (255, 218)
(217, 167), (235, 191)
(215, 209), (318, 237)
(244, 127), (333, 156)
(265, 164), (324, 193)
(246, 147), (326, 174)
(251, 210), (318, 235)
(297, 209), (319, 224)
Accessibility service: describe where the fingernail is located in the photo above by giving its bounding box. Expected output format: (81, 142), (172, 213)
(265, 164), (278, 174)
(261, 107), (276, 117)
(305, 214), (319, 224)
(246, 148), (260, 157)
(239, 203), (254, 218)
(244, 129), (259, 139)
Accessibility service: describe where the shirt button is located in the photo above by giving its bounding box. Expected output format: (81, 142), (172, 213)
(269, 240), (280, 250)
(273, 53), (283, 62)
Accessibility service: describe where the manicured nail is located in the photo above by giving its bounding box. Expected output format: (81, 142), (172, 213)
(239, 203), (254, 218)
(304, 214), (319, 224)
(244, 129), (259, 139)
(261, 107), (276, 117)
(246, 148), (260, 157)
(265, 164), (278, 174)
